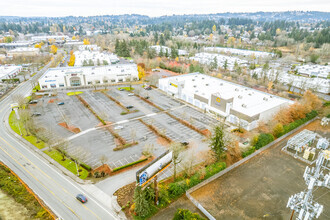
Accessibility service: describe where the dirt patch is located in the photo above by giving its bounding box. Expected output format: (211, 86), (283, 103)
(58, 122), (81, 133)
(189, 122), (330, 220)
(48, 98), (59, 103)
(304, 119), (330, 133)
(114, 182), (135, 207)
(225, 141), (242, 166)
(157, 137), (170, 146)
(201, 129), (211, 137)
(93, 164), (112, 176)
(0, 190), (30, 220)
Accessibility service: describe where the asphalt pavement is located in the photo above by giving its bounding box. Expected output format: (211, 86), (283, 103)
(0, 63), (121, 220)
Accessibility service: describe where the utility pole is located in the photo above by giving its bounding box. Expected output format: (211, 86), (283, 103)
(287, 151), (329, 219)
(154, 175), (158, 205)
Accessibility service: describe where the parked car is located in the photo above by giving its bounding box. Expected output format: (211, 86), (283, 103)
(128, 93), (134, 96)
(57, 102), (65, 105)
(32, 112), (42, 117)
(76, 194), (87, 203)
(119, 88), (125, 91)
(29, 100), (38, 104)
(181, 141), (189, 146)
(126, 105), (134, 109)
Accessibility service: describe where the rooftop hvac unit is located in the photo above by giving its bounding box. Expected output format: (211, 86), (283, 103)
(238, 95), (243, 99)
(192, 79), (195, 81)
(242, 104), (247, 108)
(193, 85), (197, 88)
(219, 83), (223, 86)
(263, 97), (268, 101)
(206, 84), (209, 86)
(248, 93), (252, 96)
(235, 88), (239, 91)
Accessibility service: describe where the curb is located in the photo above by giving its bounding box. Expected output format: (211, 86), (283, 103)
(3, 108), (89, 185)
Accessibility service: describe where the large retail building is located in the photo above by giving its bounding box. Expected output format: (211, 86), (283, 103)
(38, 64), (138, 89)
(158, 73), (293, 130)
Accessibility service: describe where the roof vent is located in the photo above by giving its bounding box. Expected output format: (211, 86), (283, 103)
(242, 104), (247, 108)
(193, 85), (197, 88)
(192, 79), (195, 81)
(263, 97), (268, 101)
(238, 95), (243, 99)
(206, 84), (209, 86)
(219, 83), (223, 86)
(235, 88), (239, 91)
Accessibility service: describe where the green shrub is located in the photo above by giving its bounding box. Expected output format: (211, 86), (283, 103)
(158, 186), (171, 208)
(168, 181), (187, 198)
(242, 147), (256, 158)
(81, 163), (92, 171)
(283, 110), (317, 134)
(173, 209), (206, 220)
(254, 133), (274, 150)
(112, 158), (148, 172)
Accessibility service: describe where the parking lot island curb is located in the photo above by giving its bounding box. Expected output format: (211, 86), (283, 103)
(3, 108), (89, 185)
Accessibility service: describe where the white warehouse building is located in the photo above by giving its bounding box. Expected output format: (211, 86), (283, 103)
(38, 64), (138, 89)
(158, 73), (293, 131)
(0, 65), (22, 80)
(190, 52), (247, 71)
(74, 51), (119, 66)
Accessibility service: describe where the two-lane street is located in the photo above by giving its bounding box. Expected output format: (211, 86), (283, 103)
(0, 64), (119, 220)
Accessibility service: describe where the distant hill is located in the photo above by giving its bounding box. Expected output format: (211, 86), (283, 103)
(0, 11), (329, 24)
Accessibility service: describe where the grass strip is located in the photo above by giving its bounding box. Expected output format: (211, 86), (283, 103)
(44, 149), (89, 179)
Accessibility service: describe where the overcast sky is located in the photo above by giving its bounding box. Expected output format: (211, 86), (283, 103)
(1, 0), (329, 17)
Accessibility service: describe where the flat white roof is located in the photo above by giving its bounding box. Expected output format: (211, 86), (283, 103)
(0, 65), (22, 78)
(161, 73), (292, 117)
(204, 47), (274, 57)
(8, 47), (39, 52)
(39, 64), (138, 81)
(73, 51), (119, 66)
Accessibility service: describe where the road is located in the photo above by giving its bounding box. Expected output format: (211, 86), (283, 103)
(0, 62), (119, 220)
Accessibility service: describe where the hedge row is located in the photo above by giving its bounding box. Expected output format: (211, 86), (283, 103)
(81, 163), (92, 171)
(112, 158), (148, 172)
(241, 110), (318, 158)
(173, 209), (205, 220)
(160, 162), (226, 204)
(0, 163), (53, 219)
(281, 110), (318, 136)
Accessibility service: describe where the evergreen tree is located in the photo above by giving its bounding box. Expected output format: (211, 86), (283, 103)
(165, 48), (169, 57)
(159, 47), (164, 57)
(223, 59), (228, 70)
(154, 32), (159, 44)
(115, 39), (120, 54)
(211, 57), (218, 70)
(209, 124), (227, 161)
(159, 34), (165, 46)
(134, 186), (151, 217)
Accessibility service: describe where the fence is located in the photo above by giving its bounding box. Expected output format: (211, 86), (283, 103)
(186, 117), (318, 219)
